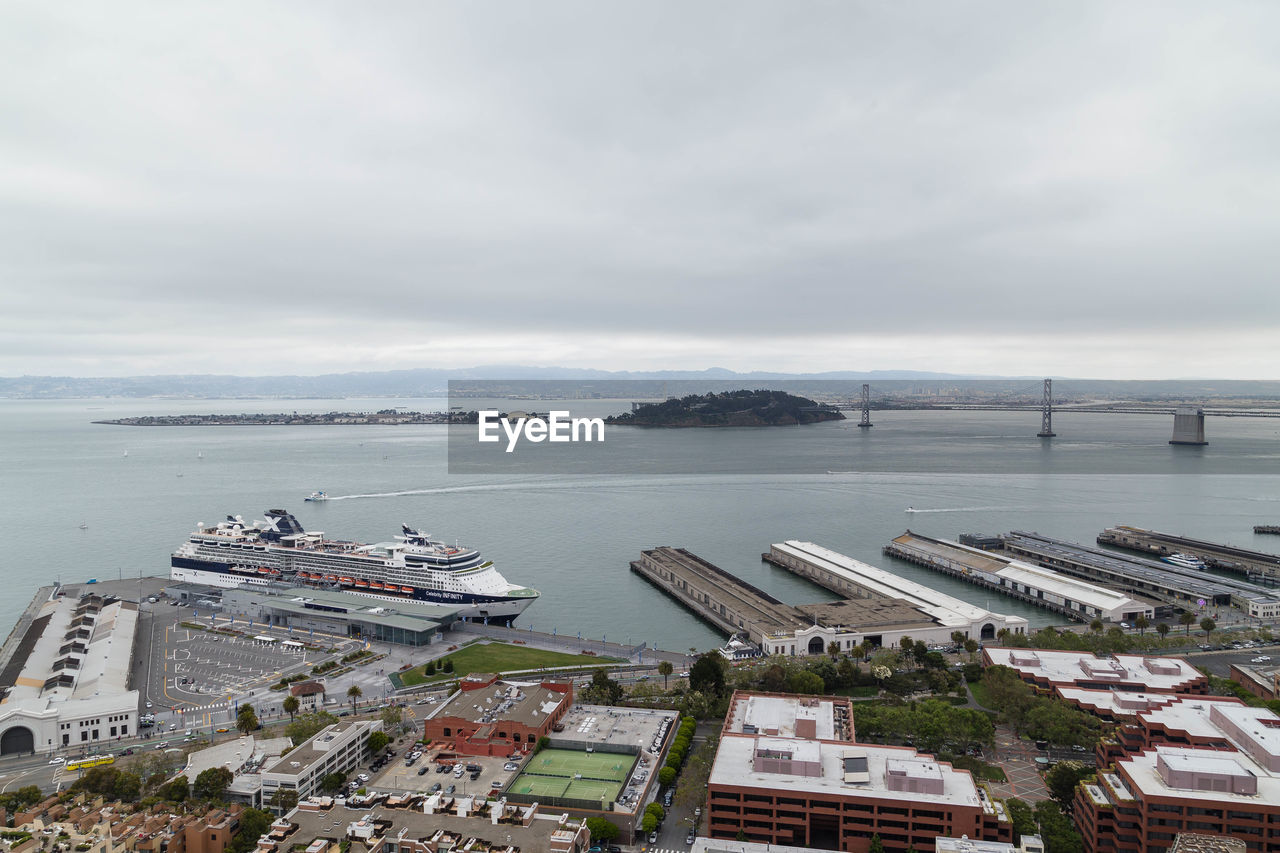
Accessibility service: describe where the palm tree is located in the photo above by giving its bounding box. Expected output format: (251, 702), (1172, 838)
(658, 660), (673, 689)
(1200, 618), (1216, 643)
(282, 695), (300, 723)
(1156, 622), (1170, 640)
(1180, 611), (1197, 635)
(347, 684), (363, 714)
(996, 628), (1010, 646)
(1134, 615), (1149, 636)
(827, 641), (841, 660)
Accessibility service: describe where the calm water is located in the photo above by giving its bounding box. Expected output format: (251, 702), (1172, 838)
(3, 397), (1280, 653)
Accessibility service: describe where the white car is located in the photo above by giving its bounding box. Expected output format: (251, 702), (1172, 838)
(145, 701), (153, 708)
(1253, 655), (1272, 663)
(48, 756), (65, 764)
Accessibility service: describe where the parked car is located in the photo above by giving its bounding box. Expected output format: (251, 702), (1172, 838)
(417, 767), (429, 776)
(648, 832), (658, 844)
(687, 831), (696, 844)
(503, 762), (519, 772)
(445, 784), (456, 794)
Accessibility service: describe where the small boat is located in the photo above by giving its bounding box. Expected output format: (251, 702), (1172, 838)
(197, 451), (204, 459)
(304, 491), (329, 502)
(369, 581), (385, 590)
(338, 577), (354, 585)
(905, 506), (918, 513)
(1162, 553), (1208, 570)
(400, 586), (414, 594)
(122, 450), (129, 458)
(78, 522), (87, 530)
(354, 580), (369, 589)
(325, 575), (338, 582)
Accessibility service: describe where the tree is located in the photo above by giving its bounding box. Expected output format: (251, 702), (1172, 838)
(951, 631), (967, 647)
(996, 628), (1010, 646)
(827, 640), (841, 659)
(0, 785), (45, 813)
(869, 834), (886, 853)
(1180, 611), (1197, 635)
(319, 772), (346, 793)
(347, 684), (363, 713)
(226, 808), (273, 853)
(1134, 615), (1149, 636)
(646, 802), (665, 823)
(585, 817), (620, 842)
(658, 660), (674, 689)
(1004, 798), (1037, 840)
(442, 658), (454, 673)
(270, 788), (299, 813)
(1089, 618), (1104, 634)
(583, 668), (624, 705)
(70, 767), (141, 802)
(689, 653), (726, 695)
(236, 703), (259, 734)
(426, 659), (437, 675)
(161, 775), (190, 803)
(787, 669), (826, 695)
(1201, 617), (1216, 641)
(286, 711), (338, 745)
(282, 695), (300, 722)
(640, 813), (657, 834)
(193, 766), (234, 801)
(1045, 761), (1093, 809)
(380, 706), (403, 733)
(1033, 800), (1083, 853)
(658, 766), (676, 787)
(963, 638), (979, 660)
(1156, 622), (1170, 640)
(368, 731), (390, 753)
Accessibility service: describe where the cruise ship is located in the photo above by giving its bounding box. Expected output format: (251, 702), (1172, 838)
(170, 509), (539, 623)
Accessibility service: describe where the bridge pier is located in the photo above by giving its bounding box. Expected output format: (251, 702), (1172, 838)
(1037, 378), (1056, 438)
(858, 383), (872, 428)
(1169, 407), (1207, 445)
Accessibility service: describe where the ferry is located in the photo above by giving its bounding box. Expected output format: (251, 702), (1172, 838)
(1162, 553), (1208, 571)
(305, 491), (329, 502)
(170, 509), (539, 623)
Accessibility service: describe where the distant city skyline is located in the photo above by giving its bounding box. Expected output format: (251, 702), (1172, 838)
(2, 2), (1277, 379)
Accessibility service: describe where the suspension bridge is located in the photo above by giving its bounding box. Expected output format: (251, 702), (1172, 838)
(830, 379), (1280, 446)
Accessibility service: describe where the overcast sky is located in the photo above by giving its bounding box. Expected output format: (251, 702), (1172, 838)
(1, 2), (1277, 379)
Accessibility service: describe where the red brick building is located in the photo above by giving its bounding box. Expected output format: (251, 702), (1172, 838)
(422, 672), (572, 757)
(705, 691), (1012, 852)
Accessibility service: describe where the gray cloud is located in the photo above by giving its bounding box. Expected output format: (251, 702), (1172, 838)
(1, 1), (1278, 378)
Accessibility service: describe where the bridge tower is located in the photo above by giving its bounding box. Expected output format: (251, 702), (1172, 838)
(858, 383), (872, 428)
(1037, 378), (1056, 437)
(1170, 407), (1208, 445)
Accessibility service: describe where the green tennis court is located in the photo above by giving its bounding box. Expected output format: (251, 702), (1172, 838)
(508, 748), (635, 804)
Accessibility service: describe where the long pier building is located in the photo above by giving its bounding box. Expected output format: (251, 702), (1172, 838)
(1002, 531), (1280, 617)
(631, 546), (1026, 657)
(882, 532), (1154, 624)
(1098, 525), (1280, 581)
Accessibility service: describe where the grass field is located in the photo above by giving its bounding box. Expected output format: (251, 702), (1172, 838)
(394, 641), (622, 687)
(507, 748), (634, 805)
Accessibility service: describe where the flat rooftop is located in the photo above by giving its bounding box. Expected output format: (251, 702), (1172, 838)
(796, 598), (936, 631)
(557, 704), (677, 752)
(226, 585), (463, 630)
(984, 647), (1203, 691)
(262, 722), (372, 775)
(709, 735), (983, 807)
(430, 680), (567, 729)
(774, 541), (1022, 630)
(727, 694), (840, 740)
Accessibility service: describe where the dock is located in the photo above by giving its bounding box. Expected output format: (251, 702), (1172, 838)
(882, 532), (1154, 624)
(630, 547), (812, 640)
(1003, 531), (1280, 618)
(1098, 525), (1280, 581)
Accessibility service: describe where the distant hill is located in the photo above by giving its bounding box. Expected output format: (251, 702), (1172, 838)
(607, 390), (844, 427)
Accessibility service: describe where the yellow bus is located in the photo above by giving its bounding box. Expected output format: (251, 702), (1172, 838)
(66, 755), (115, 772)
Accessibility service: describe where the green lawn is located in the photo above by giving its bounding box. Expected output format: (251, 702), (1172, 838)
(396, 641), (621, 686)
(968, 680), (995, 709)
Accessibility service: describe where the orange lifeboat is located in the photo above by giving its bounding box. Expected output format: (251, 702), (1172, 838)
(354, 580), (369, 589)
(400, 586), (414, 594)
(338, 577), (354, 585)
(369, 581), (384, 590)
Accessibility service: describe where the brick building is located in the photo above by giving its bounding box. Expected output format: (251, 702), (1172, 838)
(705, 691), (1012, 852)
(421, 673), (572, 757)
(982, 648), (1208, 694)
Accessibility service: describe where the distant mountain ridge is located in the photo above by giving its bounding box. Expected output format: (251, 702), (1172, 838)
(1, 367), (1278, 400)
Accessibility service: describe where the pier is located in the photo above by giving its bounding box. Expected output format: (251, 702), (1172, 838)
(882, 532), (1153, 624)
(1256, 526), (1280, 536)
(1098, 525), (1280, 581)
(1003, 531), (1280, 617)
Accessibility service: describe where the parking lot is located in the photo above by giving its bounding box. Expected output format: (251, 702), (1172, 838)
(363, 743), (522, 799)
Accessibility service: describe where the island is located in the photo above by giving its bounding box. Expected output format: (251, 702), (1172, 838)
(605, 390), (845, 427)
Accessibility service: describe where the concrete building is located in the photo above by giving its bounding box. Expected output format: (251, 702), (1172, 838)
(1070, 693), (1280, 852)
(181, 734), (293, 808)
(705, 691), (1012, 852)
(883, 533), (1155, 624)
(289, 681), (327, 712)
(766, 541), (1029, 644)
(422, 673), (572, 757)
(0, 591), (140, 756)
(260, 720), (381, 804)
(216, 586), (461, 647)
(982, 647), (1208, 694)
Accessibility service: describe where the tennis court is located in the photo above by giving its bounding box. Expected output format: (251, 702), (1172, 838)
(507, 748), (635, 805)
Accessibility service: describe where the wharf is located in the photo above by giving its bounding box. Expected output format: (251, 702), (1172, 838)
(630, 547), (811, 640)
(1256, 526), (1280, 536)
(1005, 531), (1280, 613)
(0, 585), (56, 691)
(1098, 525), (1280, 581)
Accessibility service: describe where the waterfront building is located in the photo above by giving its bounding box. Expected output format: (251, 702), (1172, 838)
(705, 691), (1012, 851)
(0, 590), (140, 756)
(982, 647), (1208, 694)
(421, 673), (572, 757)
(259, 720), (381, 805)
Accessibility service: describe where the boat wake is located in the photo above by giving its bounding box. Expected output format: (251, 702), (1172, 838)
(903, 505), (1016, 514)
